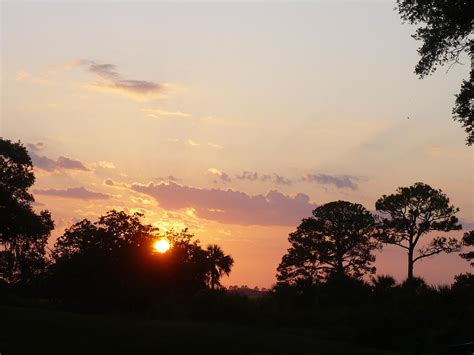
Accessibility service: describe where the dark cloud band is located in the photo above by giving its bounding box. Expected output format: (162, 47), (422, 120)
(131, 182), (316, 226)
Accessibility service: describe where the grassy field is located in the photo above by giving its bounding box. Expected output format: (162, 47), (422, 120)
(0, 305), (409, 355)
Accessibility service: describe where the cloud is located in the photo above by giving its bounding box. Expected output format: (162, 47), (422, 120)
(102, 178), (129, 189)
(208, 168), (232, 183)
(235, 171), (292, 185)
(27, 148), (89, 173)
(27, 143), (89, 172)
(236, 171), (259, 181)
(303, 174), (360, 190)
(33, 187), (111, 200)
(95, 161), (116, 169)
(104, 178), (115, 186)
(160, 175), (179, 182)
(273, 174), (292, 186)
(77, 60), (169, 101)
(131, 182), (317, 226)
(27, 142), (44, 152)
(207, 142), (223, 149)
(459, 219), (474, 231)
(16, 70), (31, 80)
(143, 108), (190, 118)
(187, 139), (199, 147)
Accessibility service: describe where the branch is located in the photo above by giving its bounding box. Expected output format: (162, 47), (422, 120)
(414, 237), (462, 263)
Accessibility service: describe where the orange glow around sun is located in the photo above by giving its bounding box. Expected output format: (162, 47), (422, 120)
(153, 239), (171, 253)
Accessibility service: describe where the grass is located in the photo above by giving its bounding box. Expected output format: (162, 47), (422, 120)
(0, 305), (408, 355)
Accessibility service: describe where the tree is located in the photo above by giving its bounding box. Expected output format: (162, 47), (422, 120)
(460, 230), (474, 266)
(277, 201), (380, 287)
(396, 0), (473, 145)
(52, 210), (157, 261)
(49, 212), (219, 305)
(452, 68), (473, 145)
(0, 138), (54, 285)
(205, 244), (234, 290)
(375, 182), (462, 281)
(50, 210), (160, 304)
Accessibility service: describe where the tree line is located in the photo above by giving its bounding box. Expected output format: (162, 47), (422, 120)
(1, 138), (472, 294)
(0, 139), (234, 308)
(1, 138), (473, 353)
(277, 185), (471, 288)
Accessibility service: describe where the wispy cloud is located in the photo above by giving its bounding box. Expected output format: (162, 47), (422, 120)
(236, 171), (259, 181)
(235, 171), (292, 185)
(302, 173), (360, 190)
(208, 168), (232, 183)
(95, 161), (116, 169)
(272, 174), (292, 186)
(207, 142), (223, 149)
(187, 139), (199, 147)
(76, 59), (171, 101)
(34, 187), (111, 200)
(15, 70), (31, 80)
(131, 182), (316, 226)
(143, 108), (190, 118)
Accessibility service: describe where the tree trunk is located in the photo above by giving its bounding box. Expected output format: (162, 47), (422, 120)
(407, 248), (414, 281)
(336, 257), (346, 279)
(211, 270), (216, 290)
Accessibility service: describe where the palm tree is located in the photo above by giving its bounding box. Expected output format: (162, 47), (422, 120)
(206, 244), (234, 290)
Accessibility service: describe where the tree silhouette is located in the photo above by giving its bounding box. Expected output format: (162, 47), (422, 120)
(206, 244), (234, 290)
(0, 138), (54, 285)
(52, 210), (157, 261)
(460, 230), (474, 266)
(277, 201), (379, 287)
(49, 212), (229, 306)
(396, 0), (473, 145)
(376, 182), (462, 281)
(453, 68), (473, 145)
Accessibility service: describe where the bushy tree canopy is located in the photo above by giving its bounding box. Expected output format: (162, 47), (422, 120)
(0, 138), (54, 285)
(277, 201), (379, 288)
(49, 211), (234, 306)
(460, 230), (474, 266)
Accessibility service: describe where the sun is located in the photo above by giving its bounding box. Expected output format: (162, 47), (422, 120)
(153, 239), (170, 253)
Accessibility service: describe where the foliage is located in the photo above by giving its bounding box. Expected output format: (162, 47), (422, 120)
(453, 66), (474, 145)
(206, 244), (234, 290)
(0, 138), (54, 285)
(47, 212), (236, 308)
(375, 182), (462, 280)
(460, 230), (474, 266)
(396, 0), (474, 144)
(48, 211), (233, 308)
(277, 201), (379, 287)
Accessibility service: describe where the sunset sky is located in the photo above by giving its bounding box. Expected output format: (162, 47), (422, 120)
(2, 1), (472, 287)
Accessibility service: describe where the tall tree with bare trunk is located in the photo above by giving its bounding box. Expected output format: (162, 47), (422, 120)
(376, 182), (462, 281)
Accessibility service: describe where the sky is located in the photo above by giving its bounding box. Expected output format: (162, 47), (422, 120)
(1, 1), (473, 288)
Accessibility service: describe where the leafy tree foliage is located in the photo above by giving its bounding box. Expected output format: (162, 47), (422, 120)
(277, 201), (379, 287)
(376, 182), (462, 280)
(453, 66), (473, 145)
(396, 0), (473, 144)
(49, 212), (233, 307)
(0, 138), (54, 285)
(206, 244), (234, 290)
(460, 230), (474, 266)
